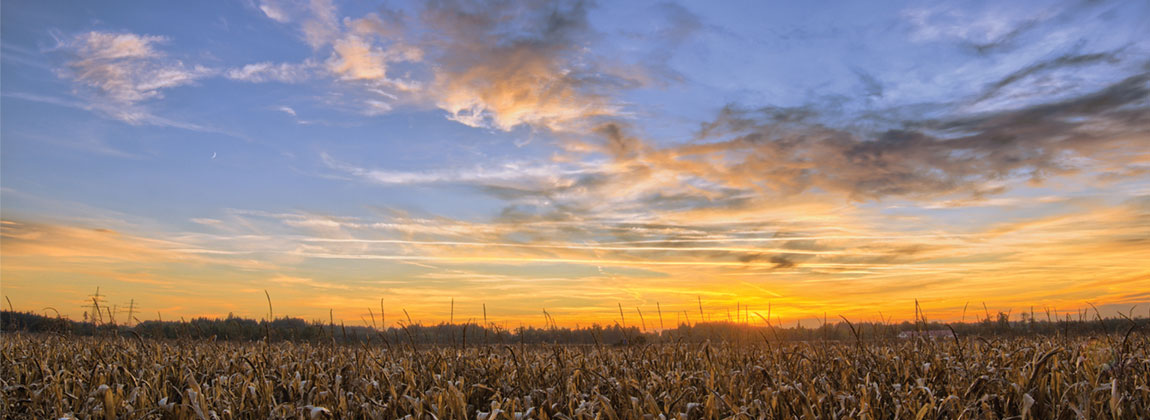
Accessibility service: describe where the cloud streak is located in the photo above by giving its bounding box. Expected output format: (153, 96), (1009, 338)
(226, 60), (317, 83)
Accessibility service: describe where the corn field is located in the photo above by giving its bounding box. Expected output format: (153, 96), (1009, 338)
(2, 332), (1147, 419)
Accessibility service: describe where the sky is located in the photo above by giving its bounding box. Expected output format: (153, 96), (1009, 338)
(2, 0), (1148, 328)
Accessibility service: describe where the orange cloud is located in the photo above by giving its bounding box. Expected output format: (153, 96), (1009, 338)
(1, 220), (196, 263)
(3, 191), (1147, 328)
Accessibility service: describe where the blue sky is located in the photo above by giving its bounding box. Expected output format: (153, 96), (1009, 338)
(2, 0), (1148, 325)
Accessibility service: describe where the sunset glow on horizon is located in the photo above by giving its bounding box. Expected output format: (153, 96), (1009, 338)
(2, 0), (1148, 327)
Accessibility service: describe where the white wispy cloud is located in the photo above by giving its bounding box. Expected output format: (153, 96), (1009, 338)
(258, 0), (292, 23)
(65, 31), (215, 105)
(226, 60), (316, 83)
(254, 0), (340, 47)
(52, 31), (245, 132)
(300, 0), (340, 48)
(319, 152), (585, 187)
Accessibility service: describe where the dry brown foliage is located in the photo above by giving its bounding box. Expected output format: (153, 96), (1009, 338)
(2, 333), (1147, 419)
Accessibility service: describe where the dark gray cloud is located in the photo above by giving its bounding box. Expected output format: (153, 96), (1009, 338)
(668, 70), (1150, 200)
(769, 255), (795, 269)
(971, 51), (1121, 104)
(455, 63), (1147, 219)
(852, 68), (884, 99)
(967, 18), (1041, 55)
(737, 254), (797, 269)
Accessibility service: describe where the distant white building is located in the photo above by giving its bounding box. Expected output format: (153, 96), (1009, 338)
(898, 330), (955, 339)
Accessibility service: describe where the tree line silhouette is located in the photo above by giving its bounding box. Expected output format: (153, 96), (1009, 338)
(3, 305), (1144, 346)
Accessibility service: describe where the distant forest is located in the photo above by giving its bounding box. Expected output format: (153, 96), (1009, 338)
(3, 304), (1145, 346)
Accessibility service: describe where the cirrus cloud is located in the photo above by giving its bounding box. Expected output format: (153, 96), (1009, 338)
(61, 31), (216, 123)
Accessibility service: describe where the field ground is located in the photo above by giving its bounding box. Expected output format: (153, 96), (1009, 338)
(2, 332), (1148, 419)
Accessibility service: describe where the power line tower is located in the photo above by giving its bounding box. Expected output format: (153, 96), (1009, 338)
(126, 298), (136, 327)
(84, 287), (108, 325)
